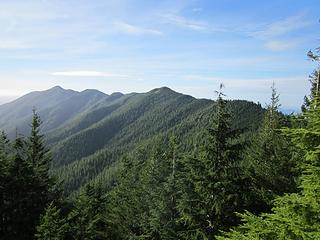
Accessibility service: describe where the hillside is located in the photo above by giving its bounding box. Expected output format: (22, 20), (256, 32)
(0, 86), (108, 137)
(0, 86), (264, 195)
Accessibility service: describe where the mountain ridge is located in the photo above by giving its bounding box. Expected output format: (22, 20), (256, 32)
(0, 86), (265, 195)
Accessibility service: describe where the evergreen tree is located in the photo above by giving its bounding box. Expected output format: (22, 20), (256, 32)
(68, 183), (110, 240)
(28, 110), (58, 239)
(0, 111), (58, 240)
(36, 203), (69, 240)
(106, 147), (153, 239)
(4, 136), (38, 239)
(244, 85), (299, 213)
(0, 131), (10, 235)
(178, 85), (250, 239)
(141, 136), (182, 240)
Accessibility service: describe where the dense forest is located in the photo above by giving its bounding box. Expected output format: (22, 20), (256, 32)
(0, 48), (320, 239)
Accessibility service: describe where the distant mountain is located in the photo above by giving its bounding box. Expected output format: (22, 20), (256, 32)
(0, 86), (265, 195)
(0, 86), (109, 137)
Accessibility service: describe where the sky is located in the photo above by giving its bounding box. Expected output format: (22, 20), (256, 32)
(0, 0), (319, 109)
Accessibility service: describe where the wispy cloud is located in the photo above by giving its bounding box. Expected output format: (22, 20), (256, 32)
(264, 40), (299, 51)
(51, 71), (127, 78)
(243, 12), (312, 51)
(113, 21), (163, 36)
(161, 14), (208, 31)
(252, 12), (311, 39)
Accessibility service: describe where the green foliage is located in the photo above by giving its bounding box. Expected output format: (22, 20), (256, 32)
(243, 85), (299, 212)
(36, 203), (69, 240)
(53, 88), (264, 196)
(177, 87), (252, 239)
(2, 85), (303, 240)
(0, 111), (59, 240)
(218, 95), (320, 238)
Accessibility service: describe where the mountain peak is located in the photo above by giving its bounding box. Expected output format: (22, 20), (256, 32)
(81, 89), (107, 96)
(49, 86), (64, 91)
(110, 92), (124, 97)
(150, 86), (173, 93)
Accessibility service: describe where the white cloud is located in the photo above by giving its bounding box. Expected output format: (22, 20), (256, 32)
(161, 14), (208, 31)
(51, 71), (128, 78)
(113, 21), (163, 36)
(252, 12), (311, 39)
(243, 12), (311, 51)
(264, 40), (298, 51)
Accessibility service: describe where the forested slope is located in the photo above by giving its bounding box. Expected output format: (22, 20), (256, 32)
(0, 86), (264, 195)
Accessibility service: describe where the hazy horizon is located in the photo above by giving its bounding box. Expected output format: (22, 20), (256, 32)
(0, 85), (301, 113)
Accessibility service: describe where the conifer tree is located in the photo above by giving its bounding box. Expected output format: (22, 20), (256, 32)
(178, 85), (250, 239)
(28, 109), (54, 194)
(0, 111), (59, 240)
(36, 203), (69, 240)
(244, 85), (298, 212)
(68, 184), (110, 240)
(106, 147), (152, 239)
(0, 131), (10, 236)
(5, 136), (37, 239)
(141, 136), (182, 240)
(28, 110), (58, 239)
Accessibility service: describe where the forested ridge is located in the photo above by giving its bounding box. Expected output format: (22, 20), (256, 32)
(0, 48), (320, 239)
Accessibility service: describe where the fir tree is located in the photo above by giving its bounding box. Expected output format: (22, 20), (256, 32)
(68, 184), (110, 240)
(36, 203), (69, 240)
(0, 131), (10, 236)
(178, 85), (250, 239)
(244, 84), (299, 213)
(5, 136), (37, 240)
(141, 136), (182, 240)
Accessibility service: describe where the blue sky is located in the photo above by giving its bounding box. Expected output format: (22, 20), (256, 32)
(0, 0), (319, 109)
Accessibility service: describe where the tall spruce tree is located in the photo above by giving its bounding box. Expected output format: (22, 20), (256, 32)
(244, 85), (298, 213)
(106, 147), (153, 239)
(68, 183), (110, 240)
(0, 110), (58, 239)
(36, 203), (69, 240)
(28, 110), (58, 239)
(140, 136), (182, 240)
(178, 85), (250, 239)
(4, 136), (38, 239)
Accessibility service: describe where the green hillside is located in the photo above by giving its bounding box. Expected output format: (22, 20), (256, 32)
(0, 86), (264, 196)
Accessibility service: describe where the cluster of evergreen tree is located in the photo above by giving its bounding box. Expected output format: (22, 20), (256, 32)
(216, 49), (320, 240)
(36, 81), (301, 239)
(0, 110), (58, 240)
